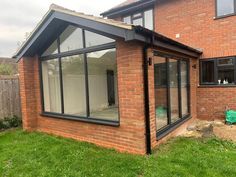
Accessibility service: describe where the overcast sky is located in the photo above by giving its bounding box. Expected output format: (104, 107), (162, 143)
(0, 0), (124, 58)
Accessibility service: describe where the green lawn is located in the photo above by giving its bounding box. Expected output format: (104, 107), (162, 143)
(0, 129), (236, 177)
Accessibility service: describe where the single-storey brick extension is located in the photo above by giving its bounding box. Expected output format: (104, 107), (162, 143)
(14, 0), (236, 154)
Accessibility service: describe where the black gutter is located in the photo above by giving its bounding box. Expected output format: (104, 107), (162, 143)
(143, 45), (151, 155)
(143, 32), (156, 155)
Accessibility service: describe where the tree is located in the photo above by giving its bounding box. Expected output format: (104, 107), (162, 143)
(0, 64), (14, 75)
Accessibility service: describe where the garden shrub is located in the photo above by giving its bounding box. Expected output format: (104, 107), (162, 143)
(0, 115), (21, 130)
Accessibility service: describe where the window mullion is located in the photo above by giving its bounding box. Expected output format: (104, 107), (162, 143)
(142, 11), (145, 27)
(166, 58), (171, 125)
(200, 61), (203, 84)
(58, 37), (65, 114)
(39, 59), (45, 113)
(178, 60), (182, 119)
(82, 29), (90, 118)
(214, 60), (218, 84)
(234, 57), (236, 84)
(235, 0), (236, 13)
(187, 61), (191, 115)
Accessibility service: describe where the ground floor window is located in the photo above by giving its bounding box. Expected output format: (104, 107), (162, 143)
(40, 24), (119, 124)
(200, 57), (236, 85)
(154, 54), (190, 136)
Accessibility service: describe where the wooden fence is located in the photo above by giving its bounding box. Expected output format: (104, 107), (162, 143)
(0, 76), (21, 119)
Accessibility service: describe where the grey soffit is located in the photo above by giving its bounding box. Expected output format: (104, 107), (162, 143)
(13, 4), (202, 61)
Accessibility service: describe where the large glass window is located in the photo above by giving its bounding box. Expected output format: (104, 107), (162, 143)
(61, 55), (86, 116)
(60, 25), (83, 52)
(216, 0), (235, 17)
(154, 55), (190, 133)
(200, 57), (236, 85)
(87, 49), (118, 120)
(122, 9), (154, 30)
(42, 59), (61, 113)
(42, 40), (58, 56)
(40, 25), (118, 124)
(85, 31), (115, 48)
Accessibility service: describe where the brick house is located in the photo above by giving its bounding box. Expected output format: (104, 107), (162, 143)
(13, 0), (234, 155)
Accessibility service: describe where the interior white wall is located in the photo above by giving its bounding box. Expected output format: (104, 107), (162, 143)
(63, 75), (86, 116)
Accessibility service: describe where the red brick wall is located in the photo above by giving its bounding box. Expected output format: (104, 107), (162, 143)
(154, 0), (236, 120)
(155, 0), (236, 58)
(18, 40), (147, 155)
(18, 56), (39, 130)
(197, 87), (236, 120)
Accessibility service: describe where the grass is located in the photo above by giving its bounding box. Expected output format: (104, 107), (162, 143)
(0, 129), (236, 177)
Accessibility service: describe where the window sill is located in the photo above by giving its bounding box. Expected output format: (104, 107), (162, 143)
(156, 115), (191, 140)
(40, 112), (120, 127)
(198, 84), (236, 88)
(214, 13), (236, 20)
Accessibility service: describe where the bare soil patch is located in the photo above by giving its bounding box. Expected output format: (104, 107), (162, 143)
(182, 119), (236, 142)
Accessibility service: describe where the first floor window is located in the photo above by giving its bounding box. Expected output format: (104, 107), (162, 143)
(216, 0), (235, 17)
(123, 8), (154, 30)
(41, 24), (119, 123)
(144, 9), (154, 30)
(200, 57), (236, 85)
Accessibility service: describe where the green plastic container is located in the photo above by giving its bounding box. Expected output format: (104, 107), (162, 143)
(225, 110), (236, 124)
(156, 106), (167, 118)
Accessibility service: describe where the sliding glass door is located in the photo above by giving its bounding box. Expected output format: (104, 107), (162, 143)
(154, 54), (190, 136)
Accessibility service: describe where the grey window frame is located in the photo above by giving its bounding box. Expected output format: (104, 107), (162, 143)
(215, 0), (236, 18)
(200, 56), (236, 86)
(39, 24), (119, 126)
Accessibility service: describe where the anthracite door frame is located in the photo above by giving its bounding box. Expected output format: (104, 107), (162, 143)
(153, 51), (191, 139)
